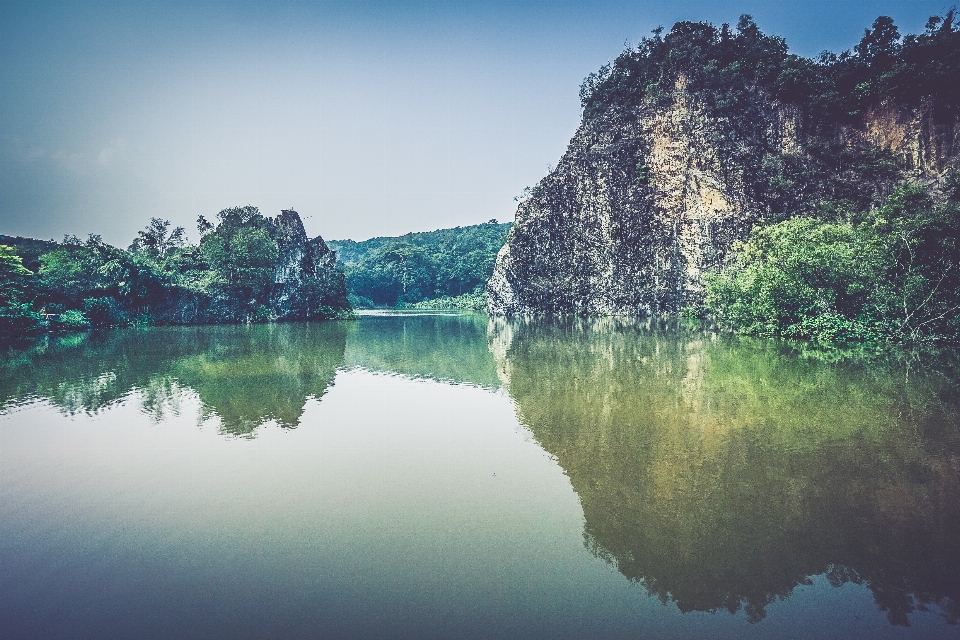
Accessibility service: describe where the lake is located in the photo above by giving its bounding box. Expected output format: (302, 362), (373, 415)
(2, 312), (959, 639)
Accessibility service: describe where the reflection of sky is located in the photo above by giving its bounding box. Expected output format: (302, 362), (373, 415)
(0, 0), (947, 246)
(3, 369), (951, 638)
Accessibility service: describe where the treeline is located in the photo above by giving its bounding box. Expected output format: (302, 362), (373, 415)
(0, 206), (351, 336)
(328, 221), (511, 309)
(581, 12), (959, 126)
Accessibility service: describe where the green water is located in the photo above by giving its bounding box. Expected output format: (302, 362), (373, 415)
(2, 312), (959, 638)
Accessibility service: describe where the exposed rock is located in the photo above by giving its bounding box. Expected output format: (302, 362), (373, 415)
(488, 63), (960, 317)
(269, 209), (348, 320)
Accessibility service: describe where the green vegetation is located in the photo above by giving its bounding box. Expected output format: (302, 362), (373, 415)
(583, 12), (959, 122)
(329, 220), (510, 308)
(705, 178), (960, 344)
(0, 211), (504, 338)
(405, 290), (487, 311)
(494, 316), (960, 624)
(581, 12), (959, 222)
(0, 244), (45, 334)
(0, 207), (351, 337)
(576, 11), (960, 344)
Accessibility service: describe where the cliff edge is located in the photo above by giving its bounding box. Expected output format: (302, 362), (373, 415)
(488, 15), (960, 316)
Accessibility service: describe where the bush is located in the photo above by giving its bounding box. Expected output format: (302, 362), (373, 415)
(253, 305), (274, 323)
(347, 293), (375, 309)
(408, 290), (488, 311)
(316, 305), (356, 320)
(54, 309), (91, 330)
(705, 181), (960, 344)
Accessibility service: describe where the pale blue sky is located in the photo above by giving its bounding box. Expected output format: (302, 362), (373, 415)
(0, 0), (949, 245)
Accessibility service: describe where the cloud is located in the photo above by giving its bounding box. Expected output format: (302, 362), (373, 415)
(97, 138), (127, 166)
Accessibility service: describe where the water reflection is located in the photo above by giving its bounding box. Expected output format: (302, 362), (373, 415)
(0, 313), (499, 436)
(345, 312), (500, 389)
(0, 323), (349, 436)
(488, 316), (960, 626)
(4, 314), (960, 629)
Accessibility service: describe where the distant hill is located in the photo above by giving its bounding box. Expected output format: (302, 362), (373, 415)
(328, 220), (512, 307)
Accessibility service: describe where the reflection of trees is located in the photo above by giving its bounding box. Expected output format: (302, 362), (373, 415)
(344, 312), (501, 390)
(171, 323), (347, 436)
(489, 316), (960, 626)
(1, 314), (499, 435)
(1, 323), (348, 437)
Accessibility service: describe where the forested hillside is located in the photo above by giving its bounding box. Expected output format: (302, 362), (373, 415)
(329, 221), (511, 309)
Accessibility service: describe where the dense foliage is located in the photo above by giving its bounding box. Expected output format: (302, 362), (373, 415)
(580, 12), (959, 222)
(582, 12), (959, 125)
(705, 177), (960, 344)
(328, 221), (511, 308)
(0, 207), (351, 336)
(0, 245), (45, 334)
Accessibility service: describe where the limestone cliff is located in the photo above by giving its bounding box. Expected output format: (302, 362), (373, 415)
(269, 209), (348, 320)
(199, 207), (351, 323)
(488, 16), (960, 316)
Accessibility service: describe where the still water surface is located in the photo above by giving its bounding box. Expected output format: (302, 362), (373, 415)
(2, 312), (959, 639)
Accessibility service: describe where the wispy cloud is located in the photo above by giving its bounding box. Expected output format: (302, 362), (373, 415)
(97, 138), (127, 166)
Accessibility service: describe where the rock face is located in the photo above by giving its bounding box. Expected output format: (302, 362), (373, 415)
(487, 34), (960, 317)
(269, 210), (350, 320)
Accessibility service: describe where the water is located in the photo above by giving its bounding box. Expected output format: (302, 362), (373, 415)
(2, 312), (959, 639)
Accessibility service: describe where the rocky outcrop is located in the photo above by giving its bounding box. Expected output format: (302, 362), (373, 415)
(269, 209), (348, 320)
(488, 49), (960, 317)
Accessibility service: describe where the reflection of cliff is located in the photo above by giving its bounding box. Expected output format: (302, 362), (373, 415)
(171, 323), (347, 436)
(0, 323), (348, 437)
(489, 317), (960, 626)
(344, 313), (501, 390)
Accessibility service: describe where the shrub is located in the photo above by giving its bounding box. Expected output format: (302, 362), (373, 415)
(705, 180), (960, 344)
(83, 297), (129, 327)
(54, 309), (91, 330)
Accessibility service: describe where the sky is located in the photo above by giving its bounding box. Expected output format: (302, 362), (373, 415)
(0, 0), (951, 245)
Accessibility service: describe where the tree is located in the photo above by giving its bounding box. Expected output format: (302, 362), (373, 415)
(0, 245), (45, 335)
(39, 237), (114, 302)
(37, 234), (170, 326)
(199, 208), (280, 312)
(129, 218), (187, 261)
(855, 16), (901, 68)
(0, 245), (35, 306)
(865, 182), (960, 341)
